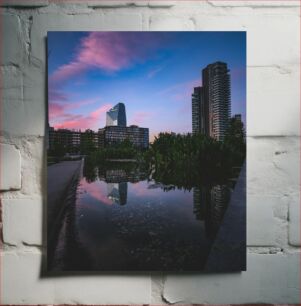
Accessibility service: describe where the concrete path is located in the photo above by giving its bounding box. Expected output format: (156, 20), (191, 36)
(47, 160), (82, 235)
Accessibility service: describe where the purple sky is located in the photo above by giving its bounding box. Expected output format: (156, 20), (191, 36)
(48, 31), (246, 141)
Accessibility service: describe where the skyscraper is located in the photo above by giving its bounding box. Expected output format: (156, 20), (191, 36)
(192, 62), (231, 141)
(101, 102), (149, 149)
(203, 61), (231, 141)
(192, 87), (205, 134)
(106, 102), (127, 127)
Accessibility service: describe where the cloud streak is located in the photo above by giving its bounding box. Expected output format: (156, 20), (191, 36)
(50, 32), (165, 86)
(147, 66), (164, 79)
(51, 103), (112, 131)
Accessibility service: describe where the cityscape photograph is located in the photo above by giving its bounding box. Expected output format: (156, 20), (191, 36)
(47, 31), (246, 272)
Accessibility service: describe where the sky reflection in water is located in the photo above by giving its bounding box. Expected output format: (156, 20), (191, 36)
(51, 164), (232, 271)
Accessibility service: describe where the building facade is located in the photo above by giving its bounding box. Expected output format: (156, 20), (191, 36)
(106, 102), (127, 127)
(99, 125), (149, 149)
(192, 86), (207, 134)
(49, 128), (82, 151)
(192, 61), (231, 141)
(48, 128), (99, 153)
(49, 102), (149, 154)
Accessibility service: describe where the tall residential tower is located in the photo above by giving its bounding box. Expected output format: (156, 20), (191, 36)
(192, 62), (231, 141)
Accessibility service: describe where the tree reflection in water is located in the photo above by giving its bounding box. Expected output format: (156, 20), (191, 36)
(83, 158), (236, 240)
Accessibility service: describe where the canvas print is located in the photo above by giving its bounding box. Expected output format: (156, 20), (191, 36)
(47, 31), (246, 272)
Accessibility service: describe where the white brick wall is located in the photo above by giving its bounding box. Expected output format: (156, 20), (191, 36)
(0, 0), (300, 304)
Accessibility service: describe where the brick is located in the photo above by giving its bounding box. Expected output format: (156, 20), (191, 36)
(102, 13), (142, 30)
(247, 196), (277, 246)
(0, 143), (21, 191)
(206, 0), (300, 7)
(288, 193), (300, 246)
(248, 66), (299, 136)
(86, 0), (149, 7)
(1, 13), (25, 65)
(193, 9), (299, 67)
(65, 0), (175, 7)
(19, 137), (44, 196)
(2, 198), (43, 246)
(0, 65), (23, 102)
(0, 0), (49, 6)
(2, 251), (151, 304)
(247, 14), (300, 67)
(148, 1), (176, 7)
(163, 253), (299, 304)
(1, 64), (46, 136)
(149, 15), (195, 30)
(247, 137), (299, 197)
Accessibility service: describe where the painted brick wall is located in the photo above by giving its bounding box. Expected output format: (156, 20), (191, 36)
(0, 0), (300, 304)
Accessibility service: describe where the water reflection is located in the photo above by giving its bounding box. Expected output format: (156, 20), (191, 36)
(107, 182), (128, 205)
(193, 185), (230, 239)
(50, 161), (241, 271)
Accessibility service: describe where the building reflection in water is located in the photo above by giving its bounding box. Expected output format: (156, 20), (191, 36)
(107, 182), (128, 205)
(193, 184), (230, 239)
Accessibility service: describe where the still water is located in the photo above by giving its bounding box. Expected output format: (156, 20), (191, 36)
(50, 162), (233, 271)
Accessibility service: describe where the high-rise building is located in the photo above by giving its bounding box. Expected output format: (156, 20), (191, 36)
(192, 62), (231, 141)
(203, 61), (231, 141)
(107, 182), (128, 205)
(102, 102), (149, 149)
(106, 102), (127, 127)
(192, 87), (207, 134)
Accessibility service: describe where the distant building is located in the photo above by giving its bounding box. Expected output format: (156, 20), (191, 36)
(49, 128), (81, 150)
(107, 182), (128, 205)
(101, 103), (149, 148)
(192, 61), (231, 141)
(99, 125), (149, 149)
(49, 102), (149, 154)
(48, 128), (99, 153)
(106, 102), (127, 127)
(234, 114), (242, 123)
(81, 129), (99, 149)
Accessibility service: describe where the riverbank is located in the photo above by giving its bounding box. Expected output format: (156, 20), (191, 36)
(47, 159), (83, 261)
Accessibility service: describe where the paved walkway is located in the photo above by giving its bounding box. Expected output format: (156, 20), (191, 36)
(47, 160), (82, 234)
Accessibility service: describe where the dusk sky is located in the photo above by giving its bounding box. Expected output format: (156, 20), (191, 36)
(48, 31), (246, 141)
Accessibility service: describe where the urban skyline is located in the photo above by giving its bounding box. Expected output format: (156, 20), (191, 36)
(48, 32), (246, 141)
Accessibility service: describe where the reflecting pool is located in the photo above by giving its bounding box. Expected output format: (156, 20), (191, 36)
(49, 161), (241, 271)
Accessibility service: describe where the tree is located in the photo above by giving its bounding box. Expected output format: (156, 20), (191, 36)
(223, 117), (246, 165)
(80, 129), (97, 154)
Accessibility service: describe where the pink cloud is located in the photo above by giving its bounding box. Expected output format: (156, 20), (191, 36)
(49, 98), (99, 121)
(50, 62), (86, 86)
(52, 103), (112, 131)
(80, 179), (113, 205)
(50, 32), (165, 86)
(48, 89), (69, 102)
(49, 103), (64, 119)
